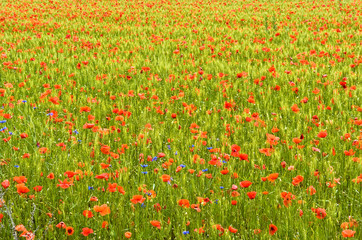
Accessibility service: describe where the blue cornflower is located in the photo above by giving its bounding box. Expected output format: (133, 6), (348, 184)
(220, 186), (224, 189)
(14, 165), (19, 168)
(180, 164), (186, 168)
(0, 120), (6, 123)
(141, 164), (148, 168)
(88, 186), (94, 190)
(142, 171), (148, 174)
(202, 169), (208, 172)
(183, 231), (190, 235)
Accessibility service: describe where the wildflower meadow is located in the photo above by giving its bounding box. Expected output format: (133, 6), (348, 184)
(0, 0), (361, 239)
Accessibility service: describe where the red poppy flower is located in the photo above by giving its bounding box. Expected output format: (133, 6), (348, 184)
(56, 179), (73, 189)
(130, 195), (146, 204)
(13, 176), (27, 184)
(47, 173), (54, 179)
(20, 133), (28, 138)
(291, 104), (300, 113)
(228, 226), (238, 233)
(117, 186), (126, 195)
(95, 173), (109, 180)
(292, 175), (304, 186)
(178, 199), (190, 208)
(81, 228), (93, 237)
(16, 183), (30, 195)
(317, 130), (327, 138)
(231, 144), (241, 157)
(312, 207), (327, 219)
(247, 191), (257, 199)
(100, 145), (111, 155)
(240, 181), (252, 188)
(94, 204), (110, 216)
(39, 147), (49, 154)
(254, 229), (261, 235)
(307, 186), (316, 195)
(82, 210), (93, 218)
(107, 183), (117, 192)
(33, 186), (43, 192)
(342, 229), (356, 238)
(161, 174), (171, 182)
(239, 153), (249, 161)
(269, 224), (278, 235)
(90, 196), (98, 202)
(80, 106), (91, 113)
(1, 179), (10, 189)
(65, 226), (74, 236)
(15, 225), (27, 232)
(102, 221), (108, 229)
(83, 123), (95, 129)
(56, 222), (66, 229)
(64, 171), (78, 178)
(150, 220), (161, 229)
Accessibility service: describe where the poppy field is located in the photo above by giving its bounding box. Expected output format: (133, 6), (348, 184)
(0, 0), (361, 239)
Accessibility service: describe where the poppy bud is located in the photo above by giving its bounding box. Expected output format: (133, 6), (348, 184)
(281, 161), (286, 168)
